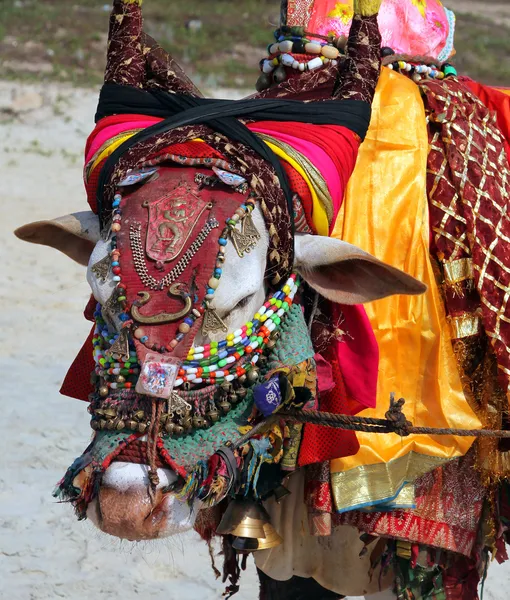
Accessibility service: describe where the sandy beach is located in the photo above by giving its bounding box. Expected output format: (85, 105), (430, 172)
(1, 80), (509, 599)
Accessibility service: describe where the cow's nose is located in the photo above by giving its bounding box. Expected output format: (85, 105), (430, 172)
(84, 462), (196, 541)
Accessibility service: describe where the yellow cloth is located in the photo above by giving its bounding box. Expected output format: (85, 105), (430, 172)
(330, 68), (482, 512)
(262, 140), (330, 236)
(88, 132), (139, 175)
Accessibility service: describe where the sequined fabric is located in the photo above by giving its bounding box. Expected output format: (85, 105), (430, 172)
(422, 77), (510, 398)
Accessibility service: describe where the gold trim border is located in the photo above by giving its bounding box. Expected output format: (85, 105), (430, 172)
(331, 451), (448, 513)
(443, 258), (473, 284)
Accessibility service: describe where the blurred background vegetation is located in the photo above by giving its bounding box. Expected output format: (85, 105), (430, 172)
(0, 0), (509, 90)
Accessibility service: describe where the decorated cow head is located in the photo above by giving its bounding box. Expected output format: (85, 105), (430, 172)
(16, 163), (426, 543)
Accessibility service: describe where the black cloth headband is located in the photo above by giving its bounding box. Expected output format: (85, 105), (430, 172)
(95, 82), (371, 225)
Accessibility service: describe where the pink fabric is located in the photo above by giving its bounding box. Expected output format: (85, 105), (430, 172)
(315, 353), (336, 395)
(336, 303), (379, 410)
(85, 120), (160, 163)
(248, 124), (343, 226)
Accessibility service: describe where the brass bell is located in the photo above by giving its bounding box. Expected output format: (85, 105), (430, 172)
(228, 392), (238, 405)
(133, 410), (145, 421)
(104, 407), (117, 418)
(116, 375), (126, 384)
(99, 419), (107, 430)
(247, 368), (259, 383)
(116, 420), (125, 431)
(218, 400), (231, 415)
(253, 522), (283, 550)
(138, 422), (148, 434)
(90, 419), (99, 431)
(99, 386), (109, 398)
(173, 424), (184, 436)
(236, 388), (248, 401)
(179, 415), (193, 431)
(192, 415), (207, 429)
(126, 419), (138, 430)
(106, 420), (115, 430)
(206, 408), (220, 423)
(165, 421), (176, 435)
(231, 536), (260, 552)
(94, 408), (105, 417)
(216, 498), (269, 538)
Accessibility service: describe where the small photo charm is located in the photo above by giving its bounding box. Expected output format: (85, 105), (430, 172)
(135, 353), (182, 399)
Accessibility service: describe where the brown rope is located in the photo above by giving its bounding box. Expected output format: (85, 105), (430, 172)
(147, 399), (164, 499)
(279, 394), (510, 438)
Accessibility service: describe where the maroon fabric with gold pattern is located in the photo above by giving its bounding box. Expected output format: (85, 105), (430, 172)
(118, 166), (246, 361)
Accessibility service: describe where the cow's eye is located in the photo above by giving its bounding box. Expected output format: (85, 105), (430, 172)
(232, 294), (254, 312)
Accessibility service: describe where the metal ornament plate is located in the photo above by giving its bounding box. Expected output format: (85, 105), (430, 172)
(202, 307), (228, 336)
(106, 327), (130, 362)
(242, 213), (261, 241)
(91, 255), (111, 282)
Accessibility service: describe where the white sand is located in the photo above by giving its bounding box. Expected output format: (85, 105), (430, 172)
(0, 81), (509, 599)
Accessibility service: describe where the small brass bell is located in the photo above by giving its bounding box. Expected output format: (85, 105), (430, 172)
(228, 392), (238, 405)
(126, 419), (138, 430)
(173, 424), (184, 436)
(192, 415), (207, 429)
(99, 386), (109, 398)
(165, 421), (176, 435)
(216, 498), (269, 538)
(133, 410), (145, 421)
(116, 420), (125, 431)
(116, 375), (126, 384)
(99, 419), (107, 430)
(247, 368), (259, 383)
(106, 420), (115, 430)
(90, 419), (99, 431)
(138, 422), (148, 434)
(206, 407), (220, 423)
(94, 408), (105, 417)
(179, 415), (193, 431)
(218, 400), (231, 415)
(104, 407), (117, 418)
(236, 388), (248, 401)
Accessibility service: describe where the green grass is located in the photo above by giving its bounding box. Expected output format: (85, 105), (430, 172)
(0, 1), (509, 89)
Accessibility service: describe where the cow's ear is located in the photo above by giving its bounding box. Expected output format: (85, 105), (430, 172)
(294, 234), (426, 305)
(14, 211), (100, 266)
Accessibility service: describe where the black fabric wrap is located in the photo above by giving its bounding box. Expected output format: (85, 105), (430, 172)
(96, 83), (371, 224)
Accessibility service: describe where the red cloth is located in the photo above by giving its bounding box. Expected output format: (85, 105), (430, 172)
(460, 77), (510, 157)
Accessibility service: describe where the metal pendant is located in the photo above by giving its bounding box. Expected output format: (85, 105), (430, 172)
(202, 306), (228, 336)
(107, 327), (130, 362)
(242, 213), (261, 242)
(230, 227), (258, 258)
(102, 288), (125, 329)
(91, 255), (111, 282)
(131, 283), (192, 325)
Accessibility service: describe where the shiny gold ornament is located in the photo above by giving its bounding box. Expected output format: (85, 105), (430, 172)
(216, 498), (269, 538)
(103, 408), (117, 418)
(116, 375), (126, 384)
(99, 386), (109, 398)
(253, 522), (283, 550)
(138, 422), (148, 434)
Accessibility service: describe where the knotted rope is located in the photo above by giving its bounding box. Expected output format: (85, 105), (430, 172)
(231, 394), (510, 450)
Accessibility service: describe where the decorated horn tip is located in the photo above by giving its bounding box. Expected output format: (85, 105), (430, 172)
(353, 0), (382, 17)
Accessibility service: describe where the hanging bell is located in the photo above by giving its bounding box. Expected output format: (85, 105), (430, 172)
(252, 522), (283, 550)
(231, 536), (260, 553)
(216, 498), (269, 539)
